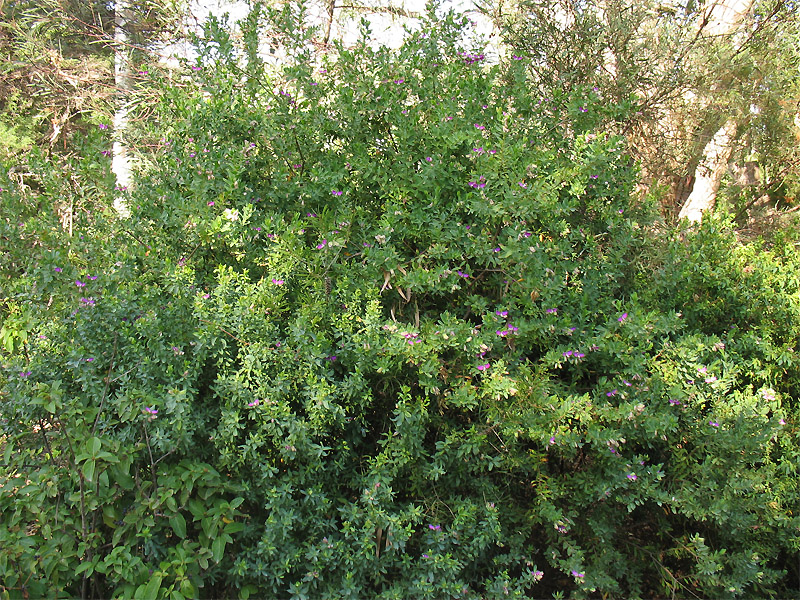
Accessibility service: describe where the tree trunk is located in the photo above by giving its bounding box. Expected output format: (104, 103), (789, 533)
(678, 0), (753, 221)
(113, 0), (134, 218)
(679, 120), (736, 222)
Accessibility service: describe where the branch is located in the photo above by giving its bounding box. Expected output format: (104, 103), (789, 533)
(335, 4), (423, 19)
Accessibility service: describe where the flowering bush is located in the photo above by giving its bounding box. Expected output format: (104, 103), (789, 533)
(1, 4), (798, 599)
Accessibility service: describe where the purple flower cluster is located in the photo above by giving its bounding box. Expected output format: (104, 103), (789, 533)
(468, 176), (486, 189)
(402, 332), (422, 346)
(496, 326), (519, 337)
(461, 52), (486, 64)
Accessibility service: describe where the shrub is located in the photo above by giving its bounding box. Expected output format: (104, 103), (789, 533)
(1, 4), (798, 599)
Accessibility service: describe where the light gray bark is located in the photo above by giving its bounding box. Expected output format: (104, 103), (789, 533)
(112, 0), (134, 218)
(678, 0), (754, 221)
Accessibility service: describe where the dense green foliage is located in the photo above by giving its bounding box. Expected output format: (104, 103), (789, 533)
(486, 0), (800, 218)
(1, 3), (799, 599)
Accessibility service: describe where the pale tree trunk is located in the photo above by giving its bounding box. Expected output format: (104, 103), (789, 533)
(679, 120), (737, 221)
(679, 0), (753, 221)
(113, 0), (134, 218)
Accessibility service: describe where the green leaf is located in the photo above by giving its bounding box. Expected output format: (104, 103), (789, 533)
(88, 437), (102, 455)
(82, 460), (96, 483)
(223, 521), (245, 534)
(212, 535), (226, 563)
(135, 575), (163, 600)
(74, 561), (94, 576)
(170, 513), (187, 539)
(239, 585), (257, 600)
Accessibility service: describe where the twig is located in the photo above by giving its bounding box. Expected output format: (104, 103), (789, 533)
(198, 319), (249, 345)
(92, 333), (117, 436)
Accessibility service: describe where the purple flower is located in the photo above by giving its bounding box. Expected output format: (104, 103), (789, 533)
(80, 297), (95, 306)
(326, 355), (337, 361)
(496, 310), (508, 317)
(518, 182), (527, 188)
(144, 406), (158, 415)
(512, 55), (523, 60)
(85, 358), (94, 362)
(331, 190), (343, 196)
(457, 270), (469, 278)
(493, 247), (501, 252)
(627, 473), (637, 481)
(98, 124), (108, 130)
(704, 376), (717, 383)
(779, 418), (786, 425)
(590, 174), (599, 179)
(549, 436), (556, 444)
(668, 399), (681, 405)
(477, 363), (490, 371)
(571, 570), (585, 578)
(208, 201), (214, 206)
(498, 329), (509, 337)
(426, 157), (432, 162)
(247, 399), (260, 407)
(618, 313), (628, 322)
(88, 276), (97, 280)
(55, 267), (62, 272)
(474, 124), (485, 130)
(272, 278), (285, 285)
(606, 390), (617, 397)
(563, 350), (573, 357)
(19, 371), (32, 378)
(316, 240), (327, 249)
(428, 524), (441, 530)
(546, 308), (557, 314)
(422, 554), (429, 558)
(709, 421), (720, 427)
(75, 280), (85, 287)
(623, 379), (632, 386)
